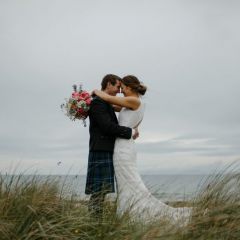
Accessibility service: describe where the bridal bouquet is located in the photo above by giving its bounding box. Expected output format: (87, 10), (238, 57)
(61, 84), (92, 126)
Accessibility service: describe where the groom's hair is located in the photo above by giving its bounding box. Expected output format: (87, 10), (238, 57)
(101, 74), (121, 90)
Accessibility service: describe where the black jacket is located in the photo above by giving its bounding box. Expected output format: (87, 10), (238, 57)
(89, 96), (132, 152)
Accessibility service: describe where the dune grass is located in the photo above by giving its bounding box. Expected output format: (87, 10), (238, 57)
(0, 166), (240, 240)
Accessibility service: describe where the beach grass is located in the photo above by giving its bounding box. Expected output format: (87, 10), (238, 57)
(0, 166), (240, 239)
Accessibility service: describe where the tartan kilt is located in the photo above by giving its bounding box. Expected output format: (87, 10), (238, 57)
(85, 151), (115, 194)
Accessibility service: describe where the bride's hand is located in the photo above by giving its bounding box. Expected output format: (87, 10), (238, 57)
(132, 128), (139, 140)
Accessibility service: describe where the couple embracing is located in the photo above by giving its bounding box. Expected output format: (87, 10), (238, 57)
(85, 74), (191, 224)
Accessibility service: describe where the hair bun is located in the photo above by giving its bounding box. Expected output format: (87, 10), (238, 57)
(137, 84), (147, 95)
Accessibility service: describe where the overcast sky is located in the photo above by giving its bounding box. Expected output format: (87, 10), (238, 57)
(1, 0), (240, 175)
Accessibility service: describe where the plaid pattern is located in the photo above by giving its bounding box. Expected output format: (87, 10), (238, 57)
(85, 151), (115, 194)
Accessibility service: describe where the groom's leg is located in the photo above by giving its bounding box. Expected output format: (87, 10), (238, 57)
(88, 191), (106, 220)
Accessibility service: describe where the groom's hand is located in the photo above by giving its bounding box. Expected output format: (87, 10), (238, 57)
(132, 128), (139, 140)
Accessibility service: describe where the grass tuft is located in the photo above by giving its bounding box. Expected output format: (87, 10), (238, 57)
(0, 165), (240, 239)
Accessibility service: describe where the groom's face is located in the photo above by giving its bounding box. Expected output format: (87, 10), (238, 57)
(107, 80), (121, 96)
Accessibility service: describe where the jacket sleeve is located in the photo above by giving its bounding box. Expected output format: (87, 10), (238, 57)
(90, 99), (132, 139)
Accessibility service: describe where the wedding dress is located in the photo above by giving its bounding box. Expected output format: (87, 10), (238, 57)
(113, 100), (191, 224)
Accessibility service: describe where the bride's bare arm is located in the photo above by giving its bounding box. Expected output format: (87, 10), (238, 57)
(93, 90), (140, 110)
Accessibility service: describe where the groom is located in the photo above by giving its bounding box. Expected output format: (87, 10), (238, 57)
(85, 74), (137, 219)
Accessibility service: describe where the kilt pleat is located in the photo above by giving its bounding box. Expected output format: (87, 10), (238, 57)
(85, 151), (115, 194)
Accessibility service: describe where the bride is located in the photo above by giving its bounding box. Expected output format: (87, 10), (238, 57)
(93, 75), (191, 224)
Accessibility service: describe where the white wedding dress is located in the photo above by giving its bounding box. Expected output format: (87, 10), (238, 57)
(113, 101), (191, 224)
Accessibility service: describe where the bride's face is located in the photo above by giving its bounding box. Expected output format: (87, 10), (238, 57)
(120, 83), (131, 96)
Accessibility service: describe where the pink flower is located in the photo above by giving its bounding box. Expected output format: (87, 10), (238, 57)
(79, 91), (90, 100)
(72, 92), (79, 99)
(85, 98), (91, 105)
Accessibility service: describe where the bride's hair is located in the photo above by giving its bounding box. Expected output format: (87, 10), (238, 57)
(121, 75), (147, 95)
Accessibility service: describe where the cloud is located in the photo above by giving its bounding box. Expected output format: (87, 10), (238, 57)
(1, 0), (240, 174)
(137, 140), (239, 157)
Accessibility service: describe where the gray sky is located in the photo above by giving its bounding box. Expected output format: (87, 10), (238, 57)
(1, 0), (240, 175)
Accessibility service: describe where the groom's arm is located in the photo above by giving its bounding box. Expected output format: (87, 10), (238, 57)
(90, 99), (132, 139)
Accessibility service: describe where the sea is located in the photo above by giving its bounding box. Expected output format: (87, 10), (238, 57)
(48, 174), (211, 202)
(4, 174), (212, 202)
